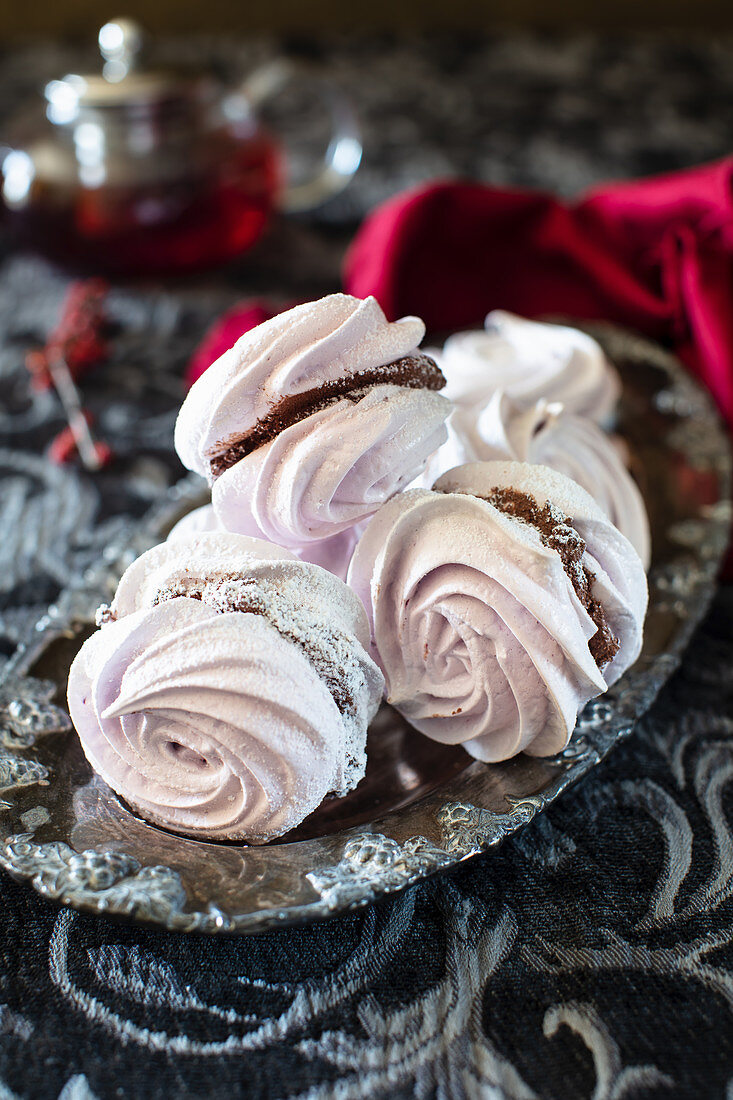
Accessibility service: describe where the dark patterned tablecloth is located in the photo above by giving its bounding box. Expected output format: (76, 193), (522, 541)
(0, 30), (732, 1100)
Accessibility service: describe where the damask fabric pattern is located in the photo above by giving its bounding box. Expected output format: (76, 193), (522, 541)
(0, 591), (728, 1099)
(0, 273), (729, 1100)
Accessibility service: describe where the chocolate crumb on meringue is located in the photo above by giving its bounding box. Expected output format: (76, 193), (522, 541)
(153, 573), (363, 717)
(174, 294), (450, 548)
(208, 351), (444, 479)
(429, 391), (651, 568)
(469, 487), (620, 668)
(349, 459), (647, 764)
(68, 532), (384, 843)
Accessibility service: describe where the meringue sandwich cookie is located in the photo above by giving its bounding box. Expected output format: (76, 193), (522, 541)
(436, 311), (620, 424)
(167, 504), (359, 581)
(67, 533), (384, 843)
(174, 294), (451, 547)
(348, 460), (647, 764)
(452, 392), (651, 568)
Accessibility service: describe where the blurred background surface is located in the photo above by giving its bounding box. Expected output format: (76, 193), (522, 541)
(1, 30), (731, 228)
(2, 0), (733, 38)
(0, 8), (730, 310)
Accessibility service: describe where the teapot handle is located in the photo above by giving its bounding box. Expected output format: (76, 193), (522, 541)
(241, 60), (362, 214)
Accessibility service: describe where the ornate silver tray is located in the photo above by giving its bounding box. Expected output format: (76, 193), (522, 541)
(0, 324), (729, 934)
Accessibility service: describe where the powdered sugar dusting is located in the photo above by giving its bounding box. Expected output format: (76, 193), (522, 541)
(152, 570), (372, 795)
(205, 576), (370, 793)
(69, 533), (384, 841)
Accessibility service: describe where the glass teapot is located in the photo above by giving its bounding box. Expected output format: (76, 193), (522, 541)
(0, 19), (362, 275)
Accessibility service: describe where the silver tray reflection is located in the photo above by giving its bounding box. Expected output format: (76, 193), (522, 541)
(0, 324), (729, 934)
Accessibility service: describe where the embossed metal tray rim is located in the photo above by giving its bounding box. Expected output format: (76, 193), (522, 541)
(0, 324), (729, 934)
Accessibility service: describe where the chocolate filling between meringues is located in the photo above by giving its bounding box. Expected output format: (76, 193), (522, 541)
(446, 486), (620, 669)
(150, 575), (358, 716)
(207, 352), (444, 479)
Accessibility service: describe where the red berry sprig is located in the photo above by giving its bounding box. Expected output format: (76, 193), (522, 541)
(26, 279), (110, 392)
(26, 279), (114, 469)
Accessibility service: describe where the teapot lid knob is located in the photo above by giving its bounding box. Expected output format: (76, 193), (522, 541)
(98, 19), (144, 82)
(43, 18), (208, 117)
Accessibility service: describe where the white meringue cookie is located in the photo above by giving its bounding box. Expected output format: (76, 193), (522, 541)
(68, 533), (384, 843)
(435, 311), (620, 423)
(448, 393), (651, 568)
(175, 294), (450, 546)
(348, 460), (647, 763)
(167, 504), (359, 581)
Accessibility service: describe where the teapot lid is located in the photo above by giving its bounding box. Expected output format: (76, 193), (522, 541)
(44, 19), (209, 119)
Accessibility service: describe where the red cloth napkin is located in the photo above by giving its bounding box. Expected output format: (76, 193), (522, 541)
(344, 158), (733, 429)
(188, 159), (733, 426)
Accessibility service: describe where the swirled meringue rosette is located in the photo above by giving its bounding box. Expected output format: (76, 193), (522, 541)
(450, 392), (651, 567)
(67, 533), (384, 843)
(348, 460), (647, 763)
(174, 294), (450, 547)
(435, 311), (620, 423)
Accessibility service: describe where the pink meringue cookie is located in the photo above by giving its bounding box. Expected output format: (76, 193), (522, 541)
(167, 504), (358, 581)
(348, 460), (647, 763)
(166, 503), (222, 541)
(450, 392), (651, 568)
(408, 412), (477, 491)
(435, 311), (620, 424)
(67, 533), (383, 843)
(174, 294), (450, 547)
